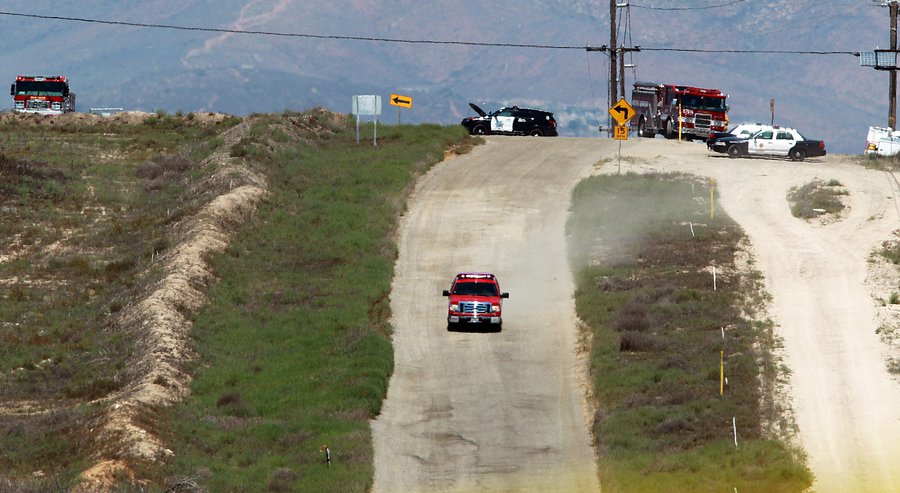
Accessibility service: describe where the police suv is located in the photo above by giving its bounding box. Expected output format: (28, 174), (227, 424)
(461, 103), (558, 137)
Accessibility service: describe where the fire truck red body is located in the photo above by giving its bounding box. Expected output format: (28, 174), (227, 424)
(10, 75), (76, 115)
(630, 81), (728, 141)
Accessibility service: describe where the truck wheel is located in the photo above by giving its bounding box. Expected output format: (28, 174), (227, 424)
(665, 119), (676, 139)
(472, 124), (487, 136)
(789, 148), (806, 161)
(638, 118), (652, 138)
(727, 145), (742, 158)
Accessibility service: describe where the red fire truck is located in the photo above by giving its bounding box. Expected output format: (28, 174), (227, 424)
(10, 75), (76, 115)
(630, 81), (728, 141)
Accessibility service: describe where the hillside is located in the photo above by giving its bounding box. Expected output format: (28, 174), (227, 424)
(2, 112), (897, 491)
(0, 1), (890, 153)
(0, 110), (472, 490)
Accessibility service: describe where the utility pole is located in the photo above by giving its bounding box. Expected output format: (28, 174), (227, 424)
(587, 1), (638, 135)
(861, 2), (900, 129)
(610, 0), (618, 107)
(890, 0), (898, 128)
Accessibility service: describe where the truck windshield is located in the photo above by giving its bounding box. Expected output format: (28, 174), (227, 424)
(680, 94), (726, 111)
(14, 81), (67, 96)
(453, 282), (498, 296)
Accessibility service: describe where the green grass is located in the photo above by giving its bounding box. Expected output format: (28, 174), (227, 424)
(878, 239), (900, 265)
(787, 179), (848, 219)
(568, 172), (811, 492)
(157, 117), (472, 492)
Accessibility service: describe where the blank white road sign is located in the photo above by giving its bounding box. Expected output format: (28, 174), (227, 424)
(352, 95), (382, 116)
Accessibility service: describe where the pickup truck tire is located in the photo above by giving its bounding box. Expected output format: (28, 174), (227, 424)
(789, 148), (806, 161)
(727, 144), (742, 158)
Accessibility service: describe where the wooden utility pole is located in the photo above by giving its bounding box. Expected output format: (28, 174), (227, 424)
(610, 0), (618, 106)
(890, 1), (898, 129)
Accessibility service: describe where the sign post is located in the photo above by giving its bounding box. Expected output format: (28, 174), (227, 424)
(351, 95), (382, 145)
(608, 98), (636, 174)
(389, 93), (413, 125)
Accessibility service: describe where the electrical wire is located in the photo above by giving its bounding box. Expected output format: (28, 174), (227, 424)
(631, 0), (747, 10)
(0, 10), (587, 50)
(643, 47), (859, 55)
(0, 10), (862, 56)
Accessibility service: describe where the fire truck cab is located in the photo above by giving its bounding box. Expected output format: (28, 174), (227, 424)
(631, 81), (728, 141)
(10, 75), (76, 115)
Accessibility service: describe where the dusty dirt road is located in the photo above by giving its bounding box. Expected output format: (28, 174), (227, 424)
(372, 136), (899, 493)
(371, 137), (606, 493)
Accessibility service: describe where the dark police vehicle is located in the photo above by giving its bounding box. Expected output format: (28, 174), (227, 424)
(461, 103), (558, 137)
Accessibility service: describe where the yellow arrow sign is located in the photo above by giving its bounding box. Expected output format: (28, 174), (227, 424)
(390, 94), (413, 108)
(609, 98), (636, 126)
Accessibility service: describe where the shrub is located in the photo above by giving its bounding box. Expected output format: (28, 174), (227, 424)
(619, 331), (656, 352)
(613, 301), (651, 332)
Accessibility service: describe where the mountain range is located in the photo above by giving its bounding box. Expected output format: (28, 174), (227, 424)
(0, 1), (890, 154)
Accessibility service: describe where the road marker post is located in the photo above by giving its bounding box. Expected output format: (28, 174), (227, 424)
(720, 350), (725, 396)
(732, 417), (738, 447)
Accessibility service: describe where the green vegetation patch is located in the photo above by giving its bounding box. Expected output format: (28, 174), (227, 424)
(857, 153), (900, 172)
(161, 116), (471, 492)
(786, 178), (847, 219)
(568, 172), (811, 492)
(878, 238), (900, 266)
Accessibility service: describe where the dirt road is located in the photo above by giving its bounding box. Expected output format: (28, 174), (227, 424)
(371, 138), (605, 493)
(372, 137), (900, 493)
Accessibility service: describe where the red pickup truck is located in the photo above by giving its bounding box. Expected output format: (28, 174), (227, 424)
(442, 272), (509, 331)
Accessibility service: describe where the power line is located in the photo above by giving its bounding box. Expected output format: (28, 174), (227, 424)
(0, 10), (586, 50)
(631, 0), (747, 10)
(644, 47), (859, 56)
(0, 10), (860, 57)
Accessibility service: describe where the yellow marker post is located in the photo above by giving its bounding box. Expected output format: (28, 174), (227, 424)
(720, 350), (725, 396)
(678, 100), (683, 142)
